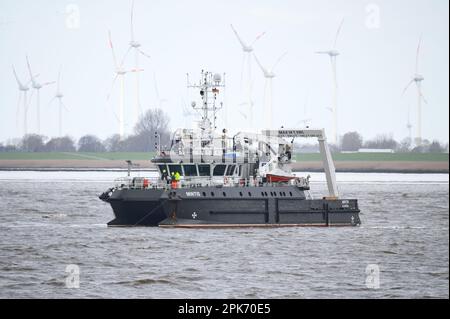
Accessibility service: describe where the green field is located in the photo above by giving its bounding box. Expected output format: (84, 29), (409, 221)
(294, 152), (449, 162)
(0, 152), (155, 161)
(0, 152), (448, 162)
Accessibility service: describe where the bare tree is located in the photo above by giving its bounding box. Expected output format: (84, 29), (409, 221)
(364, 134), (398, 150)
(133, 108), (170, 151)
(45, 136), (76, 152)
(20, 134), (47, 152)
(341, 131), (363, 151)
(78, 135), (106, 152)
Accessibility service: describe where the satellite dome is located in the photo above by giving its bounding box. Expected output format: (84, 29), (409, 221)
(213, 73), (222, 83)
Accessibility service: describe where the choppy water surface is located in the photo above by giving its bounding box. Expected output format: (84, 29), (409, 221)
(0, 171), (448, 298)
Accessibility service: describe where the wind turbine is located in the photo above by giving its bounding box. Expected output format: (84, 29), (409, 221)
(254, 52), (287, 128)
(12, 65), (33, 136)
(230, 24), (266, 129)
(124, 0), (151, 126)
(316, 18), (345, 145)
(26, 56), (55, 135)
(48, 68), (68, 137)
(403, 37), (427, 146)
(107, 30), (143, 138)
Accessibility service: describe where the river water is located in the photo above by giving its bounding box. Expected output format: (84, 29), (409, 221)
(0, 171), (448, 298)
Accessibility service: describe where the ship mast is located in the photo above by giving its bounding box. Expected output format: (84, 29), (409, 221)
(187, 70), (225, 138)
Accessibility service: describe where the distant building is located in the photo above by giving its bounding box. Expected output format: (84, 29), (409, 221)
(358, 148), (395, 153)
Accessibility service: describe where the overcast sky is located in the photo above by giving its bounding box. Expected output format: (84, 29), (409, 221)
(0, 0), (448, 143)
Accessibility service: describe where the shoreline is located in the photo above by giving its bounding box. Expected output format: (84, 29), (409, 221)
(0, 160), (447, 174)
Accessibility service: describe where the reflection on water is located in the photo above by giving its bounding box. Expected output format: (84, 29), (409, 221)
(0, 172), (448, 298)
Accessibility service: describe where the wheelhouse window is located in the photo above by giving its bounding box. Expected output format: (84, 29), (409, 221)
(158, 165), (167, 174)
(213, 165), (226, 176)
(183, 164), (197, 177)
(226, 165), (236, 176)
(168, 165), (183, 176)
(198, 165), (211, 177)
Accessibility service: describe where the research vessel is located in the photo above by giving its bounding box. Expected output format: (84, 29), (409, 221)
(99, 71), (360, 228)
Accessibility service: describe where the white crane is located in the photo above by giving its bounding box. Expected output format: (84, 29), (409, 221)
(48, 68), (68, 137)
(254, 52), (287, 129)
(26, 56), (55, 135)
(230, 24), (265, 129)
(316, 18), (345, 145)
(107, 30), (143, 138)
(12, 65), (33, 136)
(403, 37), (427, 146)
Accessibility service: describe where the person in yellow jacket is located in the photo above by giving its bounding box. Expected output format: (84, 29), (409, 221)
(174, 171), (181, 188)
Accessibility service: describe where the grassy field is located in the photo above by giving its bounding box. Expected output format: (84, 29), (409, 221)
(0, 152), (448, 162)
(0, 152), (155, 161)
(294, 152), (449, 162)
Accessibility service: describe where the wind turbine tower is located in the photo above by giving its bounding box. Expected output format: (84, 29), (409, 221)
(128, 0), (151, 125)
(230, 24), (265, 129)
(403, 37), (427, 146)
(254, 52), (287, 129)
(316, 18), (345, 145)
(49, 68), (67, 137)
(26, 56), (55, 135)
(107, 31), (143, 138)
(12, 65), (31, 136)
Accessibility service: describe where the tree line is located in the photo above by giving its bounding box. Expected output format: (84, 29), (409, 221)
(0, 109), (447, 153)
(0, 109), (171, 153)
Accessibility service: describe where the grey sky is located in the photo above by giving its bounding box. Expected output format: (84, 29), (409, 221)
(0, 0), (448, 143)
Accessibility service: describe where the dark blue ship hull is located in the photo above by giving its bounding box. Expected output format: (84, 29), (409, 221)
(100, 186), (360, 227)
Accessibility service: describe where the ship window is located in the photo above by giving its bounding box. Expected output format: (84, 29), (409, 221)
(265, 192), (268, 196)
(213, 165), (226, 176)
(226, 165), (236, 176)
(158, 165), (167, 174)
(168, 165), (183, 176)
(183, 164), (197, 177)
(289, 192), (293, 197)
(202, 192), (207, 197)
(211, 192), (215, 197)
(261, 192), (265, 196)
(198, 165), (211, 176)
(223, 192), (226, 197)
(239, 192), (243, 197)
(248, 192), (252, 197)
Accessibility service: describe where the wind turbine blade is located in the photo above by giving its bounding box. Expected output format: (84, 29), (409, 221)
(12, 65), (24, 87)
(253, 53), (268, 75)
(250, 31), (266, 46)
(416, 36), (422, 74)
(230, 24), (248, 49)
(119, 46), (132, 68)
(138, 48), (151, 59)
(402, 79), (414, 96)
(333, 18), (345, 48)
(108, 30), (119, 69)
(48, 96), (57, 107)
(42, 81), (56, 87)
(416, 84), (428, 104)
(25, 55), (33, 78)
(271, 51), (288, 71)
(107, 74), (119, 101)
(61, 101), (69, 112)
(130, 0), (135, 41)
